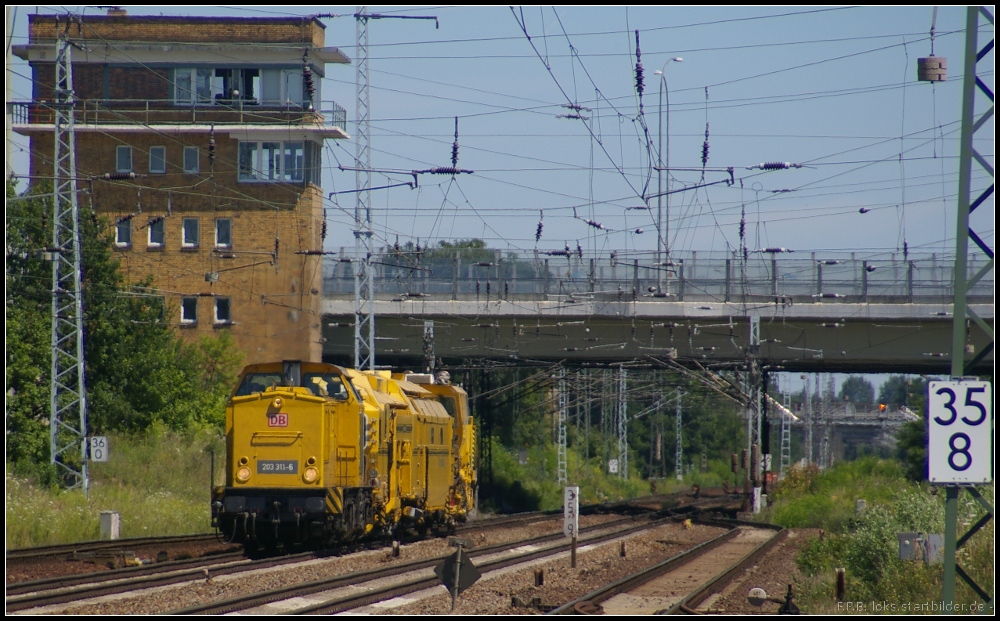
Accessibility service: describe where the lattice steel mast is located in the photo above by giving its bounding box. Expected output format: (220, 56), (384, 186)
(616, 366), (628, 480)
(780, 388), (792, 475)
(353, 7), (375, 370)
(352, 8), (438, 370)
(942, 6), (994, 608)
(674, 391), (684, 481)
(557, 368), (568, 484)
(50, 32), (88, 491)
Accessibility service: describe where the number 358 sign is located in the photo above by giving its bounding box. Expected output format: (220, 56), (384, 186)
(928, 381), (992, 484)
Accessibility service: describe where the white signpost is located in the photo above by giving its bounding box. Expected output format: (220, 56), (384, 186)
(88, 436), (109, 462)
(563, 486), (579, 538)
(928, 380), (992, 484)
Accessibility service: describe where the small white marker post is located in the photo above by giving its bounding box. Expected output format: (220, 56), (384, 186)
(564, 486), (579, 568)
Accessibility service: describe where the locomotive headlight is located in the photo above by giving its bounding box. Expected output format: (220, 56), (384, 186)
(303, 467), (319, 483)
(236, 466), (251, 483)
(272, 397), (283, 409)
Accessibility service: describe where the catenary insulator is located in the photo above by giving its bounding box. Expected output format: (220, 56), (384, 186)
(917, 56), (946, 82)
(634, 30), (644, 98)
(452, 117), (459, 168)
(750, 162), (803, 170)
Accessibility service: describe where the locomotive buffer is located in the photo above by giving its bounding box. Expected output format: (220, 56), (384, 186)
(434, 536), (480, 610)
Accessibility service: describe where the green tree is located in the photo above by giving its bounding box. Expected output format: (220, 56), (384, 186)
(5, 183), (242, 470)
(839, 375), (875, 404)
(877, 375), (927, 412)
(894, 418), (927, 482)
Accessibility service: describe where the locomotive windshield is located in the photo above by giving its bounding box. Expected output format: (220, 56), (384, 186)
(234, 371), (353, 400)
(303, 373), (350, 399)
(235, 373), (281, 396)
(438, 396), (457, 418)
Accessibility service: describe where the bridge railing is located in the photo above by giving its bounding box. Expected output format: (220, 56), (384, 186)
(323, 248), (993, 304)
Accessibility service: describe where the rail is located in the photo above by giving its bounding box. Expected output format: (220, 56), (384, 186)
(323, 249), (993, 304)
(9, 98), (347, 129)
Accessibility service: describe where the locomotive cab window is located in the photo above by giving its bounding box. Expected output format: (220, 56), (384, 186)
(438, 396), (457, 419)
(235, 373), (282, 396)
(304, 373), (350, 399)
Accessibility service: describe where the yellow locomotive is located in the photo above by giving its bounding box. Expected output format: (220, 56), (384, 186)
(211, 361), (477, 550)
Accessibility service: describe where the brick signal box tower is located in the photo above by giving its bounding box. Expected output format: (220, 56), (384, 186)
(12, 9), (350, 363)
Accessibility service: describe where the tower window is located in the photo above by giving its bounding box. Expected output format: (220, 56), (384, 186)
(116, 145), (132, 173)
(148, 218), (165, 248)
(115, 217), (131, 248)
(149, 146), (166, 174)
(214, 297), (231, 325)
(182, 218), (199, 248)
(183, 146), (199, 173)
(238, 140), (311, 183)
(215, 218), (232, 248)
(181, 297), (198, 325)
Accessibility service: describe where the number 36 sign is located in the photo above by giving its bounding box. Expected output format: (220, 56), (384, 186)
(928, 380), (992, 484)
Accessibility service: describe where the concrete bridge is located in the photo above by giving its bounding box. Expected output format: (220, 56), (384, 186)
(321, 249), (994, 374)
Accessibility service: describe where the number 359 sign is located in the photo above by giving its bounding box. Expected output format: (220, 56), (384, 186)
(928, 381), (992, 484)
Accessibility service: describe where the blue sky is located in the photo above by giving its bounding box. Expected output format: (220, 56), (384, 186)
(6, 6), (992, 395)
(6, 5), (994, 259)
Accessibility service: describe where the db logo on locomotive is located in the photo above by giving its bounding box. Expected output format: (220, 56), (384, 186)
(267, 413), (289, 427)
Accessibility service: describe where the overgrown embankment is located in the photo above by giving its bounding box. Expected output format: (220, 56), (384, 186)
(765, 458), (993, 614)
(6, 427), (223, 549)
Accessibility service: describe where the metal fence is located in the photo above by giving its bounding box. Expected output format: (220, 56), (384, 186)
(323, 248), (993, 304)
(9, 99), (347, 130)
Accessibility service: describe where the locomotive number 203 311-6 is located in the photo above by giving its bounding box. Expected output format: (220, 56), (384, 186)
(257, 460), (298, 474)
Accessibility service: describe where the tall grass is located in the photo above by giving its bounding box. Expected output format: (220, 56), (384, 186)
(766, 458), (905, 531)
(766, 458), (994, 614)
(484, 437), (652, 512)
(6, 425), (223, 549)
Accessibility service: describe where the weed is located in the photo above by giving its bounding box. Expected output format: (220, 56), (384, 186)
(6, 428), (222, 548)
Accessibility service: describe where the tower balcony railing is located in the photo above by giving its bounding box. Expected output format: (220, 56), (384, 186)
(9, 98), (347, 130)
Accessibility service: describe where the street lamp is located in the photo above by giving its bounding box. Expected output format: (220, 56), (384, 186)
(655, 57), (683, 293)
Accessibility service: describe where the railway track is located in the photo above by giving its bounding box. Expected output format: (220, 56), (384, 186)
(6, 550), (271, 613)
(7, 493), (743, 615)
(6, 533), (222, 562)
(5, 549), (248, 599)
(168, 513), (666, 615)
(550, 520), (786, 615)
(6, 510), (645, 614)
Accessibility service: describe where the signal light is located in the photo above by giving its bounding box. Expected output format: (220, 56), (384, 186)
(879, 403), (887, 412)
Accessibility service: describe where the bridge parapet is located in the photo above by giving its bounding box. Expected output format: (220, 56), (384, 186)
(324, 249), (993, 304)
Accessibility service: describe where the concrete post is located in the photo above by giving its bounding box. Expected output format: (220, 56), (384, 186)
(100, 511), (121, 540)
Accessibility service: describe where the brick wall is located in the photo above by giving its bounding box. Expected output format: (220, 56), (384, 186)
(29, 14), (326, 47)
(109, 185), (324, 364)
(30, 131), (324, 364)
(24, 11), (335, 365)
(31, 63), (171, 102)
(29, 130), (305, 207)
